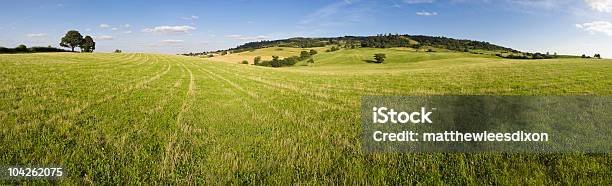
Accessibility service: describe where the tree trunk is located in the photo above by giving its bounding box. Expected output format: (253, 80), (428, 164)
(71, 47), (75, 52)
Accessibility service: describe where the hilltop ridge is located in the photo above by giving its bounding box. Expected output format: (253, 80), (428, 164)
(185, 34), (519, 56)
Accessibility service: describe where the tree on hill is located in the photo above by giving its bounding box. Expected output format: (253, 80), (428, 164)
(114, 49), (122, 53)
(15, 44), (28, 52)
(60, 30), (83, 52)
(300, 51), (310, 59)
(271, 57), (281, 67)
(309, 49), (318, 56)
(326, 46), (340, 52)
(81, 36), (96, 52)
(532, 53), (543, 59)
(254, 56), (262, 65)
(374, 53), (386, 63)
(594, 54), (601, 59)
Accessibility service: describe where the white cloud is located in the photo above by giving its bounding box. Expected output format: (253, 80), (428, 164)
(576, 21), (612, 36)
(404, 0), (434, 4)
(585, 0), (612, 12)
(225, 35), (269, 40)
(142, 25), (196, 34)
(181, 15), (200, 20)
(111, 27), (118, 31)
(123, 24), (131, 28)
(161, 39), (183, 44)
(85, 28), (92, 31)
(123, 30), (132, 34)
(26, 33), (47, 37)
(95, 35), (114, 40)
(99, 24), (110, 28)
(416, 11), (438, 16)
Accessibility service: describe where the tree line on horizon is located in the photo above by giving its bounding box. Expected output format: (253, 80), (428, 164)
(0, 30), (96, 54)
(0, 45), (70, 54)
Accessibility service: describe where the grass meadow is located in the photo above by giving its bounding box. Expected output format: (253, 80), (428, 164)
(0, 50), (611, 184)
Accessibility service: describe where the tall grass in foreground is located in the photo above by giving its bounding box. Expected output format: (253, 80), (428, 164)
(0, 52), (610, 184)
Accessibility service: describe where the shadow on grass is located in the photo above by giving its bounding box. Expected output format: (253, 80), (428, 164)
(363, 60), (377, 63)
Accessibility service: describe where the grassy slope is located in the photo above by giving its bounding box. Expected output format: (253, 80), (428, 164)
(0, 51), (611, 184)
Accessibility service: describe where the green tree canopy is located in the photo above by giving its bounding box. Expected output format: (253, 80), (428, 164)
(300, 51), (310, 59)
(60, 30), (84, 52)
(374, 53), (386, 63)
(81, 36), (96, 53)
(309, 49), (318, 56)
(254, 56), (262, 65)
(15, 44), (28, 52)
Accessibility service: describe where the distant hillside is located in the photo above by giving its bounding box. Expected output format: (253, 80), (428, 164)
(226, 34), (518, 54)
(182, 34), (581, 61)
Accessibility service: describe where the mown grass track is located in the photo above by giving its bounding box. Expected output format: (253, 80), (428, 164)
(0, 52), (611, 184)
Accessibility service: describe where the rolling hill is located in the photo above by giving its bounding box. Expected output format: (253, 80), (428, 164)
(192, 35), (573, 65)
(227, 34), (517, 52)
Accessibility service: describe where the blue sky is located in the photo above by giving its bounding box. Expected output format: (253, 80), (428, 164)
(1, 0), (611, 56)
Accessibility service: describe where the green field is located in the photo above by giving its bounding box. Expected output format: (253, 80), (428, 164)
(1, 50), (611, 184)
